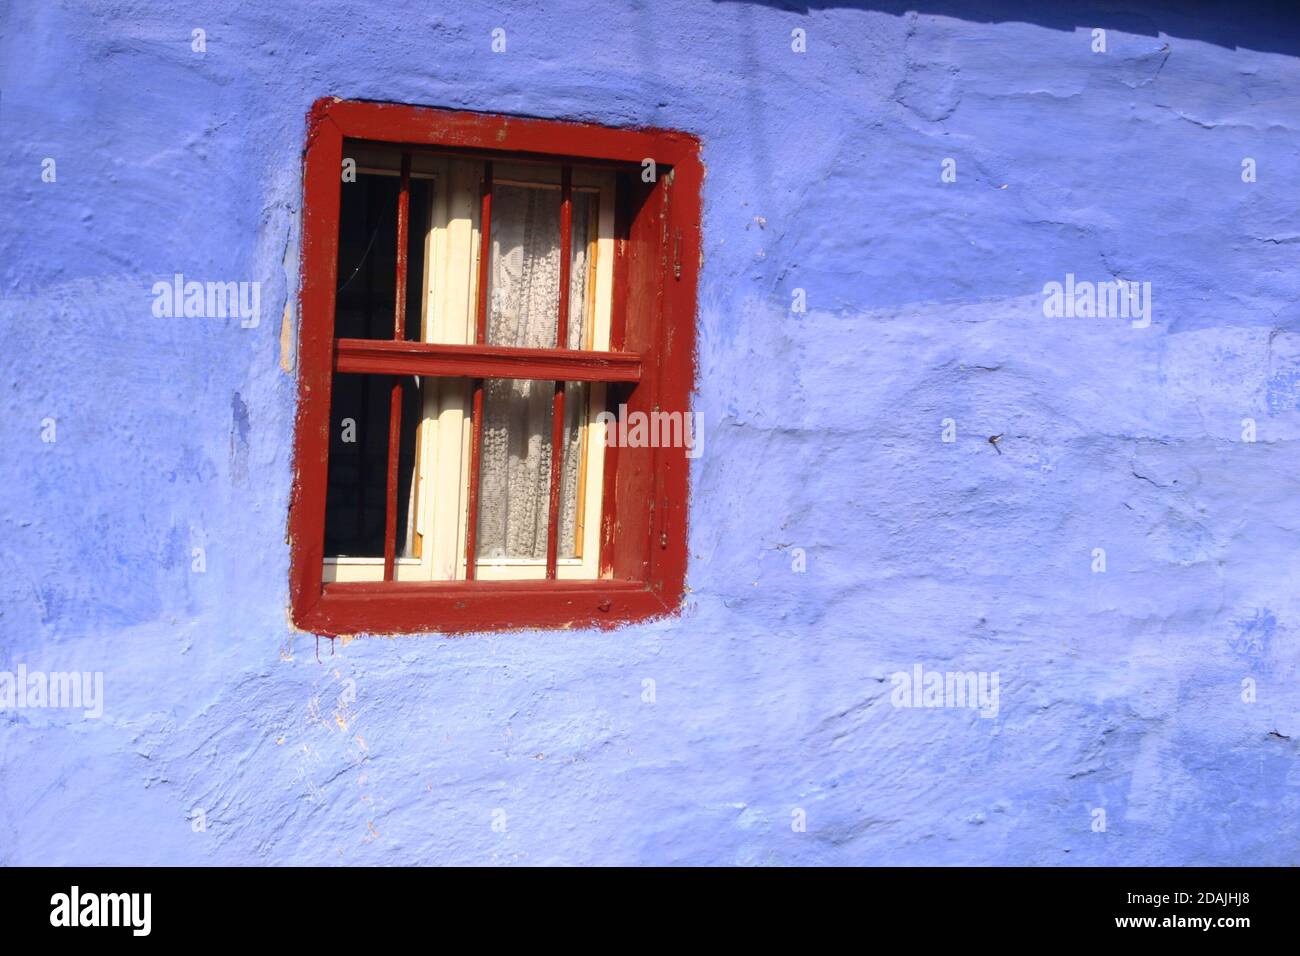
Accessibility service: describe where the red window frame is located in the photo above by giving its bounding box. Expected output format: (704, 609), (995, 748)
(288, 98), (702, 636)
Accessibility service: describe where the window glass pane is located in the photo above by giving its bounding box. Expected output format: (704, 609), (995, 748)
(324, 374), (422, 559)
(475, 379), (586, 560)
(486, 185), (594, 349)
(334, 174), (430, 342)
(404, 177), (433, 342)
(335, 173), (397, 340)
(558, 380), (588, 555)
(569, 191), (594, 348)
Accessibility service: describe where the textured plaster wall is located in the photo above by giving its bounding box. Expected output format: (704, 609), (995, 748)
(1, 0), (1299, 865)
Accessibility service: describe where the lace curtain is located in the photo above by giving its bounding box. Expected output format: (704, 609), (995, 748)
(477, 185), (592, 560)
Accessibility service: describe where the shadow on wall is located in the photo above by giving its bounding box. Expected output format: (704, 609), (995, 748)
(711, 0), (1300, 57)
(711, 0), (1300, 204)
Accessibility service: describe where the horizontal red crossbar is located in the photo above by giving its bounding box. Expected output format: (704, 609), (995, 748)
(333, 339), (643, 383)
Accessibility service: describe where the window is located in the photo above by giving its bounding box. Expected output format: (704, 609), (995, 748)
(289, 99), (702, 635)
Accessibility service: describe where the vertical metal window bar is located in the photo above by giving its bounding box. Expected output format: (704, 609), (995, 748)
(382, 151), (412, 580)
(544, 166), (574, 579)
(463, 162), (494, 580)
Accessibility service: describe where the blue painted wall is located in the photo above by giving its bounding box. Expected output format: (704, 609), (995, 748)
(2, 0), (1298, 865)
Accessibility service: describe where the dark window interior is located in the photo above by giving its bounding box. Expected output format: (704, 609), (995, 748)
(324, 172), (429, 558)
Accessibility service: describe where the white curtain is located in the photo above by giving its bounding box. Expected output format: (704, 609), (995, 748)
(477, 185), (592, 560)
